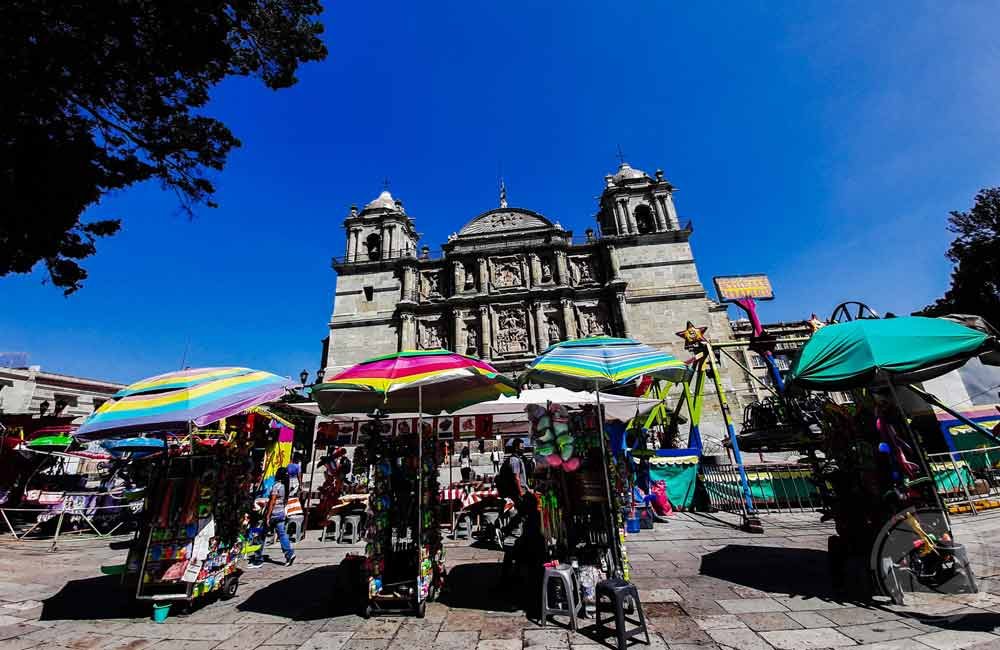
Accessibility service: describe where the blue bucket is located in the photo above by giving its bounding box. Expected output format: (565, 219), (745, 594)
(625, 517), (641, 534)
(151, 602), (171, 623)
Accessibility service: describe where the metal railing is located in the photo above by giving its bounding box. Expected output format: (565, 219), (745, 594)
(699, 463), (822, 515)
(927, 445), (1000, 515)
(0, 502), (142, 551)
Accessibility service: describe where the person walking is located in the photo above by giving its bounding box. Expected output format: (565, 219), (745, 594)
(249, 467), (296, 567)
(459, 444), (473, 482)
(287, 452), (302, 496)
(490, 445), (502, 474)
(508, 438), (528, 494)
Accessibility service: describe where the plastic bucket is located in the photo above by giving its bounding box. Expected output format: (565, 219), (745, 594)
(151, 602), (171, 623)
(625, 517), (641, 534)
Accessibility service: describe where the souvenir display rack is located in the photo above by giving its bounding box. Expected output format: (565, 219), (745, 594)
(526, 402), (629, 605)
(358, 418), (444, 618)
(124, 432), (256, 610)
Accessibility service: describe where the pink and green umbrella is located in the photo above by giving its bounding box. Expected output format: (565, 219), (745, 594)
(311, 350), (517, 415)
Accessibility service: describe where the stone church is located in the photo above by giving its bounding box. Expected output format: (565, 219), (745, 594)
(321, 160), (734, 383)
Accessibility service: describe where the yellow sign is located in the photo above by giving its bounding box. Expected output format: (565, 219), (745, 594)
(714, 274), (774, 302)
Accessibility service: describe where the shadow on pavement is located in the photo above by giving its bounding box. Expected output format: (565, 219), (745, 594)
(699, 545), (837, 600)
(41, 575), (136, 620)
(238, 565), (342, 620)
(438, 562), (520, 613)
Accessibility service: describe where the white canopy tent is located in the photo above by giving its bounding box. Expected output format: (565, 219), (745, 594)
(286, 387), (663, 423)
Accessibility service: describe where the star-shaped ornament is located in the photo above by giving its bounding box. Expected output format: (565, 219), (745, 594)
(807, 313), (826, 333)
(676, 321), (708, 347)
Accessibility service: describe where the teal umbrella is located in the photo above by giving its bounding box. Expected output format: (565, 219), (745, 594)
(786, 317), (994, 390)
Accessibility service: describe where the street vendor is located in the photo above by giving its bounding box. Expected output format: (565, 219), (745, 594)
(500, 489), (545, 618)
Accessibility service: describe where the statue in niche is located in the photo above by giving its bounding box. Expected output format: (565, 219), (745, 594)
(547, 316), (561, 344)
(540, 258), (553, 283)
(464, 263), (476, 290)
(420, 271), (440, 299)
(569, 257), (595, 285)
(465, 324), (479, 356)
(494, 308), (528, 354)
(418, 321), (444, 350)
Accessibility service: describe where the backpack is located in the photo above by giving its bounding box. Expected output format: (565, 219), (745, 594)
(495, 458), (518, 500)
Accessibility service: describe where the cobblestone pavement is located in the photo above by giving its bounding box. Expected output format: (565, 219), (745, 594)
(0, 510), (998, 649)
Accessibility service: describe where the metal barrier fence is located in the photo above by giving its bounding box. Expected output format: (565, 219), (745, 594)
(699, 463), (823, 515)
(0, 502), (142, 551)
(927, 445), (1000, 515)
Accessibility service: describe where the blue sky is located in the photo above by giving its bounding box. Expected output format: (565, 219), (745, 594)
(3, 1), (999, 384)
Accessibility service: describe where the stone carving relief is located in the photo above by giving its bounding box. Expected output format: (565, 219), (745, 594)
(539, 257), (554, 283)
(493, 306), (530, 355)
(546, 314), (563, 344)
(569, 256), (597, 286)
(577, 304), (610, 338)
(491, 256), (525, 289)
(483, 211), (524, 230)
(463, 263), (476, 290)
(417, 319), (446, 350)
(419, 270), (441, 300)
(465, 321), (479, 356)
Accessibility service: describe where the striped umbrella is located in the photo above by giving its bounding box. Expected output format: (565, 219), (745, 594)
(520, 336), (689, 390)
(74, 367), (295, 439)
(311, 349), (517, 415)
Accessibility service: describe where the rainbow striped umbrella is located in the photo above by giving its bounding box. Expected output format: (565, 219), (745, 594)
(74, 367), (295, 439)
(311, 350), (517, 415)
(520, 336), (689, 390)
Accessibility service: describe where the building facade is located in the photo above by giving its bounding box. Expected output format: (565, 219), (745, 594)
(321, 161), (746, 450)
(0, 366), (124, 421)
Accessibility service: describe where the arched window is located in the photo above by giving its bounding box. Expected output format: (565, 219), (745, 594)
(365, 233), (381, 260)
(635, 205), (656, 234)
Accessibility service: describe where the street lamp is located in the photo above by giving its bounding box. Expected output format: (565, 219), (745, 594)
(39, 400), (50, 416)
(299, 369), (309, 386)
(315, 368), (325, 384)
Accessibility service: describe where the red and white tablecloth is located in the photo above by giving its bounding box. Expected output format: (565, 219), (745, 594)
(438, 487), (500, 509)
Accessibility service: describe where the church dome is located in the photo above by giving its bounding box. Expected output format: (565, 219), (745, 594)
(612, 162), (649, 182)
(364, 190), (400, 212)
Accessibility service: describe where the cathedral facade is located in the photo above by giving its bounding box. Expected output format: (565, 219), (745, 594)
(322, 161), (734, 383)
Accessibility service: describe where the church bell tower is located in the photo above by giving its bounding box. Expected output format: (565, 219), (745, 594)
(597, 161), (680, 237)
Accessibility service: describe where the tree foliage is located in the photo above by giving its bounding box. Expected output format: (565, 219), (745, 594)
(922, 187), (1000, 328)
(1, 0), (326, 293)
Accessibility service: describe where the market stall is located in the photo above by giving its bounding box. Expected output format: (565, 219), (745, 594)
(312, 349), (517, 618)
(785, 316), (999, 602)
(74, 367), (294, 618)
(514, 336), (689, 637)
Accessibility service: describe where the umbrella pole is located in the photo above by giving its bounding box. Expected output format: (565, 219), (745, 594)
(417, 384), (423, 602)
(595, 379), (624, 579)
(885, 382), (951, 529)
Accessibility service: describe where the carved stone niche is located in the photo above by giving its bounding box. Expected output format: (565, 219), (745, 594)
(490, 255), (526, 290)
(419, 270), (442, 300)
(492, 305), (530, 356)
(539, 256), (554, 284)
(463, 319), (480, 356)
(568, 255), (598, 286)
(545, 311), (564, 344)
(463, 262), (477, 291)
(576, 303), (610, 338)
(417, 318), (446, 350)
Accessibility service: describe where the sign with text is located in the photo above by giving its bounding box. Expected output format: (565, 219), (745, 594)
(713, 274), (774, 303)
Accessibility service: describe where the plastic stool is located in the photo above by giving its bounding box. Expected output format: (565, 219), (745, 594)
(541, 564), (582, 630)
(286, 515), (304, 542)
(453, 514), (472, 540)
(339, 515), (362, 544)
(595, 578), (650, 650)
(320, 516), (341, 542)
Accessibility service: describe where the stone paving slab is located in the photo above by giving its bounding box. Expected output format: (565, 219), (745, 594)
(0, 511), (997, 649)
